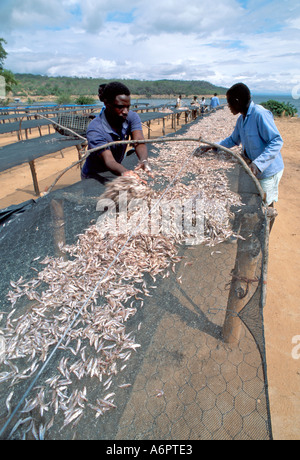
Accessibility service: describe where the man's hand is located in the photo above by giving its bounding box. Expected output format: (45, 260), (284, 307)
(194, 145), (218, 156)
(241, 153), (251, 165)
(135, 159), (154, 178)
(249, 162), (260, 176)
(122, 170), (147, 184)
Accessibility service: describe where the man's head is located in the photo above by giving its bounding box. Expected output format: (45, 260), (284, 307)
(226, 83), (251, 115)
(103, 82), (131, 122)
(98, 84), (106, 102)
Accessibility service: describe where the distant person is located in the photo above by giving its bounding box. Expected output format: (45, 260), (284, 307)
(176, 95), (182, 108)
(210, 93), (220, 109)
(191, 96), (200, 106)
(200, 97), (207, 113)
(198, 83), (284, 227)
(98, 83), (106, 114)
(81, 81), (151, 183)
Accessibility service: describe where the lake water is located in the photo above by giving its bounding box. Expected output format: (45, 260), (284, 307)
(133, 94), (299, 116)
(1, 94), (299, 116)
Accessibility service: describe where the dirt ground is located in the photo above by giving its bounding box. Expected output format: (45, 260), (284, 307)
(0, 112), (299, 440)
(263, 116), (300, 440)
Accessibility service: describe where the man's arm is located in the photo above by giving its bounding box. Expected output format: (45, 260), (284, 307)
(87, 120), (128, 176)
(218, 121), (241, 149)
(198, 120), (241, 154)
(100, 149), (127, 176)
(131, 129), (148, 163)
(252, 112), (283, 174)
(131, 129), (153, 176)
(100, 148), (146, 182)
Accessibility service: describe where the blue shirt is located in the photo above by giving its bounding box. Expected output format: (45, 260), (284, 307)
(210, 96), (220, 108)
(218, 101), (284, 179)
(82, 109), (143, 175)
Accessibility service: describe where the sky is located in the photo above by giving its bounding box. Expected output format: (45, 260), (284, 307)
(1, 0), (300, 95)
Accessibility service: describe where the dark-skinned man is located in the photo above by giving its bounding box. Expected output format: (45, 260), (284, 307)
(199, 83), (284, 228)
(81, 81), (151, 183)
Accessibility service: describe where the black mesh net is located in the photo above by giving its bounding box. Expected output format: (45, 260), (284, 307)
(0, 133), (84, 173)
(0, 116), (272, 440)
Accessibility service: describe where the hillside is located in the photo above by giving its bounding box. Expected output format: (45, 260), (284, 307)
(11, 74), (228, 99)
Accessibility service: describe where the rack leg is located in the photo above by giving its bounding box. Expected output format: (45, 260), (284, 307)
(222, 213), (261, 344)
(29, 160), (40, 196)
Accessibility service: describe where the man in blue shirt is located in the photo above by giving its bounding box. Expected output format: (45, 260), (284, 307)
(81, 82), (151, 182)
(210, 93), (220, 109)
(199, 83), (284, 213)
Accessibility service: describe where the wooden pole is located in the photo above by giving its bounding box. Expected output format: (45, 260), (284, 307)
(29, 160), (40, 196)
(75, 144), (87, 169)
(172, 114), (175, 130)
(222, 212), (261, 344)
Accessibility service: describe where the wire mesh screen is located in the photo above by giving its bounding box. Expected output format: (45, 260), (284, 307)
(56, 113), (93, 137)
(0, 113), (272, 440)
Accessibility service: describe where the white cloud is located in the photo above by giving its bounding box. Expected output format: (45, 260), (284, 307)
(1, 0), (300, 93)
(131, 0), (243, 36)
(286, 16), (300, 30)
(0, 0), (72, 32)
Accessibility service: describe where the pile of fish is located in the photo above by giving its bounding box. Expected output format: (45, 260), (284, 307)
(2, 216), (183, 436)
(149, 108), (243, 244)
(100, 174), (155, 205)
(0, 107), (245, 439)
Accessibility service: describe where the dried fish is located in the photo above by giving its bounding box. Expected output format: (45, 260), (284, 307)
(118, 383), (131, 389)
(2, 106), (244, 438)
(5, 391), (14, 416)
(62, 408), (83, 428)
(155, 390), (165, 398)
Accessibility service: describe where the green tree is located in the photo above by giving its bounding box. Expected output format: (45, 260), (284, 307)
(260, 100), (298, 117)
(56, 93), (73, 105)
(1, 69), (18, 93)
(0, 38), (8, 69)
(75, 95), (96, 105)
(0, 38), (18, 95)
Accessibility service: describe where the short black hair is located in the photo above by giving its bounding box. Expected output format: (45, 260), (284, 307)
(226, 83), (251, 105)
(102, 82), (131, 103)
(98, 84), (106, 101)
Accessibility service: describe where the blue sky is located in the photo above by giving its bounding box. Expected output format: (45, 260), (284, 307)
(1, 0), (300, 94)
